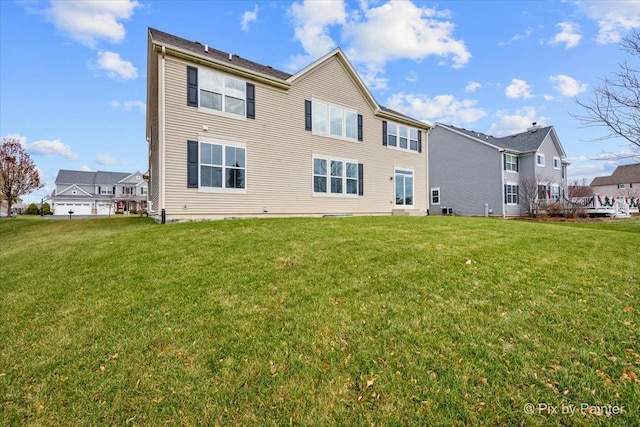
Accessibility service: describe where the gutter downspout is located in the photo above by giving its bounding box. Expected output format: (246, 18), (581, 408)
(499, 149), (506, 219)
(160, 45), (166, 224)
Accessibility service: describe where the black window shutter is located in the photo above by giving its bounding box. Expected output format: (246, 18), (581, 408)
(503, 154), (507, 170)
(382, 121), (387, 146)
(504, 184), (507, 204)
(187, 66), (198, 107)
(187, 140), (198, 188)
(357, 114), (363, 141)
(418, 130), (422, 152)
(98, 186), (101, 194)
(246, 83), (255, 119)
(516, 157), (519, 172)
(358, 163), (364, 196)
(516, 185), (519, 204)
(305, 100), (312, 131)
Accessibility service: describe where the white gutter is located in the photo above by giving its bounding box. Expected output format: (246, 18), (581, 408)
(160, 45), (166, 219)
(499, 149), (506, 219)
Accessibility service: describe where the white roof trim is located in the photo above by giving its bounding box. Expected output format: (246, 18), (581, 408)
(58, 184), (92, 197)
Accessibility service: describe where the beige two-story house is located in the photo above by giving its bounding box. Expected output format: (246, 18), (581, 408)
(146, 28), (430, 223)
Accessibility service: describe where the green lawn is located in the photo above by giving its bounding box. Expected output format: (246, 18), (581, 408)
(1, 215), (638, 426)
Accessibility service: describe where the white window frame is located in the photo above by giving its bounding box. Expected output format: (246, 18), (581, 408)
(505, 183), (519, 205)
(536, 153), (545, 167)
(394, 167), (414, 207)
(312, 155), (359, 197)
(311, 99), (358, 142)
(198, 138), (247, 193)
(430, 187), (440, 205)
(553, 156), (561, 170)
(386, 121), (420, 153)
(505, 154), (518, 172)
(618, 183), (630, 189)
(100, 187), (114, 195)
(550, 184), (561, 200)
(198, 68), (247, 120)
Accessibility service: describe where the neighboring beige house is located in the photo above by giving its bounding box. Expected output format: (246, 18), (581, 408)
(146, 28), (430, 223)
(590, 163), (640, 197)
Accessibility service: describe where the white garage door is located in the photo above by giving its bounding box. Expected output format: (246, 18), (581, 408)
(96, 203), (113, 215)
(54, 202), (92, 215)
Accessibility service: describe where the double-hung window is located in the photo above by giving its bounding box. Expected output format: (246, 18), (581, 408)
(553, 156), (561, 170)
(313, 156), (361, 196)
(310, 100), (360, 141)
(384, 121), (421, 153)
(505, 183), (519, 205)
(504, 154), (518, 172)
(536, 153), (545, 167)
(431, 187), (440, 205)
(199, 69), (246, 117)
(550, 184), (560, 200)
(187, 66), (255, 119)
(395, 168), (414, 206)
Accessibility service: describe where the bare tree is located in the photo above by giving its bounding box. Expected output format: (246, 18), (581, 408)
(568, 178), (593, 198)
(574, 30), (640, 156)
(0, 137), (43, 216)
(519, 174), (556, 217)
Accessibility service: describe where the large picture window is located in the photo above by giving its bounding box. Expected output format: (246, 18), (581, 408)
(395, 168), (414, 206)
(313, 156), (360, 196)
(311, 100), (358, 141)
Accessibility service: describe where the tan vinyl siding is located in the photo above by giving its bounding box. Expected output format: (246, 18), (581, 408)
(158, 53), (427, 220)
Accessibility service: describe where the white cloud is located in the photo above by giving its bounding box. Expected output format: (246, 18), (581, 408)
(549, 22), (581, 48)
(343, 1), (470, 68)
(580, 1), (640, 44)
(386, 92), (487, 125)
(78, 165), (92, 172)
(110, 100), (146, 113)
(488, 107), (546, 136)
(287, 0), (471, 81)
(544, 94), (554, 101)
(96, 154), (118, 165)
(405, 71), (418, 83)
(465, 81), (482, 93)
(505, 79), (533, 99)
(288, 0), (346, 62)
(93, 50), (137, 80)
(241, 5), (259, 31)
(8, 133), (79, 160)
(45, 0), (140, 48)
(549, 74), (588, 96)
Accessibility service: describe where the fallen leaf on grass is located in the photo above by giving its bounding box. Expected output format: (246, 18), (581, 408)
(376, 357), (388, 367)
(621, 369), (638, 382)
(269, 360), (277, 375)
(623, 306), (634, 312)
(366, 377), (378, 389)
(596, 369), (612, 383)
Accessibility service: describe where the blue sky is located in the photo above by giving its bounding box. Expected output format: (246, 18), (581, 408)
(2, 0), (640, 204)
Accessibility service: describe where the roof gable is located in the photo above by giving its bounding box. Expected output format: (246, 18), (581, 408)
(57, 184), (92, 197)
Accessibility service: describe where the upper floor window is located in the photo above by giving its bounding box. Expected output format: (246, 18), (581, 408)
(536, 153), (545, 167)
(140, 186), (147, 196)
(308, 100), (361, 141)
(99, 186), (114, 195)
(504, 154), (518, 172)
(187, 66), (255, 119)
(553, 156), (561, 170)
(383, 121), (421, 153)
(618, 183), (632, 189)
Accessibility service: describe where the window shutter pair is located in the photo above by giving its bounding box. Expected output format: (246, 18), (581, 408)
(304, 100), (362, 140)
(187, 66), (255, 119)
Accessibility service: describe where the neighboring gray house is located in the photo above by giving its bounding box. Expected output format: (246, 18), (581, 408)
(428, 123), (568, 216)
(51, 170), (147, 215)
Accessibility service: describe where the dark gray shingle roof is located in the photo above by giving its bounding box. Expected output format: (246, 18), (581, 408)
(149, 28), (292, 81)
(444, 124), (553, 153)
(55, 170), (132, 186)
